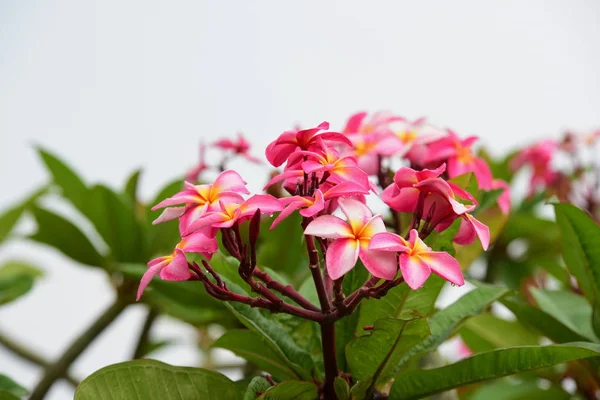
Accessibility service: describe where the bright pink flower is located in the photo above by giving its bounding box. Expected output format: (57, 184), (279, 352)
(426, 130), (493, 190)
(270, 181), (369, 229)
(152, 170), (250, 233)
(343, 133), (394, 175)
(388, 117), (446, 165)
(137, 231), (218, 300)
(491, 179), (511, 214)
(369, 229), (464, 290)
(214, 133), (261, 163)
(511, 139), (558, 191)
(265, 122), (352, 167)
(184, 194), (283, 234)
(304, 199), (397, 280)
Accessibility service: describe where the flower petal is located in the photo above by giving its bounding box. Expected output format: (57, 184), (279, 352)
(152, 206), (186, 225)
(369, 232), (409, 252)
(177, 231), (218, 255)
(304, 215), (354, 239)
(454, 214), (490, 250)
(359, 243), (398, 280)
(358, 215), (387, 239)
(159, 250), (192, 281)
(213, 170), (249, 194)
(339, 198), (372, 231)
(240, 194), (284, 217)
(419, 251), (464, 286)
(399, 253), (431, 290)
(137, 259), (169, 300)
(326, 238), (360, 280)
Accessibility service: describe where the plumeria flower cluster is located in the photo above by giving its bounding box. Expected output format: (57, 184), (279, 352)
(139, 113), (501, 303)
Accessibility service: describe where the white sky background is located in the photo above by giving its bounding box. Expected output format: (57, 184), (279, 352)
(0, 1), (599, 398)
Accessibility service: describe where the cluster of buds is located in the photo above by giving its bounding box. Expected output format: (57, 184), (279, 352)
(138, 111), (500, 317)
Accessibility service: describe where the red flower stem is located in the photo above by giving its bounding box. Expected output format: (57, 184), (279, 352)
(253, 268), (321, 312)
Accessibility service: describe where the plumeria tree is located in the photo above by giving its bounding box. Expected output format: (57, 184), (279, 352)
(1, 113), (600, 400)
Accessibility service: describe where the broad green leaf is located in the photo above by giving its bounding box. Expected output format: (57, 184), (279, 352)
(74, 359), (243, 400)
(298, 276), (319, 307)
(29, 206), (105, 267)
(0, 261), (43, 305)
(124, 169), (142, 202)
(473, 189), (504, 216)
(346, 318), (430, 392)
(0, 374), (27, 398)
(334, 377), (350, 400)
(256, 381), (318, 400)
(356, 275), (444, 336)
(0, 185), (48, 244)
(530, 288), (598, 342)
(224, 302), (315, 380)
(466, 378), (570, 400)
(460, 313), (539, 353)
(36, 147), (88, 211)
(213, 330), (299, 380)
(84, 184), (145, 263)
(554, 203), (600, 337)
(256, 212), (308, 279)
(395, 285), (509, 372)
(389, 342), (600, 400)
(502, 296), (589, 343)
(243, 377), (272, 400)
(147, 178), (183, 256)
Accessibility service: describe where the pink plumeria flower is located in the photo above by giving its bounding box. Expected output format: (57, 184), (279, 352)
(426, 130), (493, 190)
(137, 230), (218, 300)
(342, 111), (404, 135)
(152, 170), (250, 233)
(369, 229), (464, 290)
(343, 133), (392, 175)
(184, 194), (283, 235)
(511, 139), (558, 191)
(265, 122), (352, 167)
(388, 117), (447, 165)
(214, 133), (261, 163)
(270, 181), (369, 229)
(304, 199), (397, 280)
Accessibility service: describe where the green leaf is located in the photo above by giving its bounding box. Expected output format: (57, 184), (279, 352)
(473, 189), (504, 215)
(84, 184), (145, 263)
(74, 359), (243, 400)
(224, 302), (315, 380)
(395, 285), (509, 372)
(213, 330), (299, 380)
(460, 313), (539, 352)
(334, 377), (350, 400)
(502, 296), (589, 343)
(124, 169), (142, 202)
(466, 378), (570, 400)
(346, 318), (430, 391)
(0, 261), (43, 306)
(530, 288), (598, 341)
(356, 275), (444, 336)
(243, 377), (272, 400)
(554, 203), (600, 337)
(389, 342), (600, 400)
(36, 146), (88, 211)
(256, 381), (318, 400)
(0, 186), (48, 244)
(0, 374), (27, 398)
(29, 206), (105, 267)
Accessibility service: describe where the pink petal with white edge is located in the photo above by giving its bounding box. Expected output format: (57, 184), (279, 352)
(339, 198), (373, 228)
(213, 170), (249, 194)
(137, 258), (169, 300)
(324, 181), (370, 198)
(184, 212), (230, 235)
(160, 250), (192, 281)
(152, 190), (198, 210)
(359, 243), (398, 280)
(358, 215), (387, 239)
(326, 238), (360, 280)
(399, 253), (432, 290)
(419, 252), (464, 286)
(304, 215), (354, 239)
(152, 206), (186, 225)
(369, 232), (410, 252)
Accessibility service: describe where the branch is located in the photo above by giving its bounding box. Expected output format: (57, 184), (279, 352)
(0, 329), (80, 388)
(29, 299), (128, 400)
(253, 268), (320, 312)
(132, 307), (159, 359)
